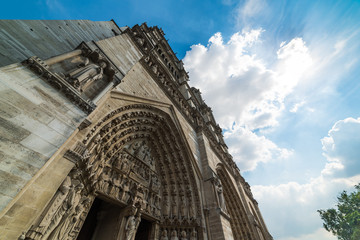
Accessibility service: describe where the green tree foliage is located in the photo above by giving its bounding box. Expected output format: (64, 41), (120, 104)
(318, 184), (360, 240)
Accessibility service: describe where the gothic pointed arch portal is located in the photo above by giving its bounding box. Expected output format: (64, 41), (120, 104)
(216, 164), (257, 240)
(25, 104), (202, 240)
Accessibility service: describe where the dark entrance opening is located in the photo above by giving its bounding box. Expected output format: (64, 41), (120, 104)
(134, 218), (152, 240)
(77, 198), (101, 240)
(77, 198), (123, 240)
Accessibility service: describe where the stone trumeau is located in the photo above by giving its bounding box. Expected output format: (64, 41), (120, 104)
(0, 20), (272, 240)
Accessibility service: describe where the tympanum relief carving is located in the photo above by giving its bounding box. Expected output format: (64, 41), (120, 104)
(26, 105), (202, 239)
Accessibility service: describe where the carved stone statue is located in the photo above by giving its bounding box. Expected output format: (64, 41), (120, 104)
(180, 230), (187, 240)
(113, 155), (121, 168)
(67, 198), (91, 238)
(189, 201), (196, 220)
(121, 177), (130, 202)
(170, 230), (179, 240)
(113, 174), (123, 200)
(216, 182), (226, 211)
(151, 175), (160, 192)
(121, 158), (130, 172)
(66, 58), (107, 91)
(128, 184), (138, 205)
(171, 197), (177, 219)
(111, 173), (122, 198)
(190, 229), (197, 240)
(25, 169), (83, 240)
(160, 229), (169, 240)
(88, 134), (101, 151)
(163, 195), (170, 217)
(125, 210), (141, 240)
(43, 182), (84, 239)
(97, 167), (110, 194)
(180, 195), (187, 219)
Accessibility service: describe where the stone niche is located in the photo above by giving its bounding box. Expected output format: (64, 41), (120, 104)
(24, 42), (121, 114)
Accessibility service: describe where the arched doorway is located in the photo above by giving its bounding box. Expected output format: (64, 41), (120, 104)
(216, 164), (255, 240)
(25, 104), (202, 240)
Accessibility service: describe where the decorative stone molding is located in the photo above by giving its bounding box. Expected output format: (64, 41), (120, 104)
(23, 56), (96, 114)
(25, 169), (94, 240)
(78, 118), (92, 130)
(64, 142), (89, 164)
(23, 42), (121, 115)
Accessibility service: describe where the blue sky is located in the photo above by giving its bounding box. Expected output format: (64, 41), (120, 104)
(2, 1), (360, 239)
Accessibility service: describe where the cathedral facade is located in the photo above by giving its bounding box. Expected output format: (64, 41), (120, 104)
(0, 20), (272, 240)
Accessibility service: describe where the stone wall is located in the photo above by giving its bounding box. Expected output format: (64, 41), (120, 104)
(0, 20), (272, 240)
(0, 63), (85, 239)
(0, 20), (122, 67)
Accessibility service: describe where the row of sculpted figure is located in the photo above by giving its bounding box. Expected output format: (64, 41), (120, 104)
(160, 229), (198, 240)
(162, 194), (196, 221)
(96, 165), (161, 218)
(25, 169), (91, 240)
(96, 166), (136, 203)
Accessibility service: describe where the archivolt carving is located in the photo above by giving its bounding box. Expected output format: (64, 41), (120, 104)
(26, 104), (202, 239)
(217, 164), (256, 240)
(82, 104), (202, 224)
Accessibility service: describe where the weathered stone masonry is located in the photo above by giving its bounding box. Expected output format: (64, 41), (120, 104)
(0, 20), (272, 240)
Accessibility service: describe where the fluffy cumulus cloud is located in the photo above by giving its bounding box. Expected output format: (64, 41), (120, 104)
(278, 227), (336, 240)
(253, 174), (360, 239)
(251, 117), (360, 239)
(183, 30), (311, 171)
(321, 117), (360, 177)
(224, 127), (293, 171)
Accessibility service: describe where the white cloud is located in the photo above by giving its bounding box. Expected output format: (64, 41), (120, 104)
(252, 174), (360, 239)
(184, 31), (312, 131)
(45, 0), (69, 18)
(46, 0), (65, 11)
(321, 117), (360, 177)
(224, 127), (292, 171)
(184, 30), (312, 171)
(278, 228), (336, 240)
(250, 117), (360, 239)
(234, 0), (268, 30)
(239, 0), (266, 18)
(290, 100), (306, 113)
